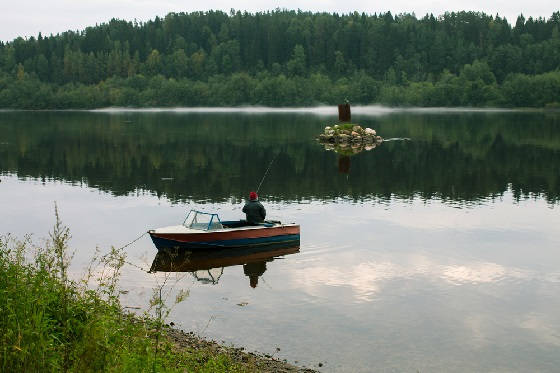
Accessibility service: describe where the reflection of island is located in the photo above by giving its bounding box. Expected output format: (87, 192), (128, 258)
(338, 155), (350, 174)
(323, 142), (381, 174)
(149, 245), (299, 288)
(321, 142), (381, 174)
(323, 141), (380, 156)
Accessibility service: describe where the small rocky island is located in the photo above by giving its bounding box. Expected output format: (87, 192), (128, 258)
(318, 123), (383, 145)
(317, 103), (383, 155)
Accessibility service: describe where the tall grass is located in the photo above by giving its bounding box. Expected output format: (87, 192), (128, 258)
(0, 205), (250, 372)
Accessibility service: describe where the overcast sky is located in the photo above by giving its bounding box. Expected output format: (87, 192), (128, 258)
(1, 0), (558, 42)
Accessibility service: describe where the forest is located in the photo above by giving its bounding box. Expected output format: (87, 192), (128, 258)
(0, 10), (559, 108)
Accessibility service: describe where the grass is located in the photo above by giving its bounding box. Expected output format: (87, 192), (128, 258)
(0, 205), (252, 372)
(331, 123), (360, 131)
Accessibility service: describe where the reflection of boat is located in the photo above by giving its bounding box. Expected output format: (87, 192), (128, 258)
(149, 210), (300, 250)
(150, 244), (300, 287)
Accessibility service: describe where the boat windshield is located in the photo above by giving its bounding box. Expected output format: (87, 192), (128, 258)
(183, 210), (223, 231)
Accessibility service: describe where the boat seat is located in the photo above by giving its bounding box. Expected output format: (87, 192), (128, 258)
(223, 220), (275, 228)
(221, 220), (250, 228)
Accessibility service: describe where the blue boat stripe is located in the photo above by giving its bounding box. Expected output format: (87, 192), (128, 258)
(151, 234), (300, 249)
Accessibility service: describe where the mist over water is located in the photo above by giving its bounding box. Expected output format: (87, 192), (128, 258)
(1, 110), (560, 372)
(91, 105), (519, 116)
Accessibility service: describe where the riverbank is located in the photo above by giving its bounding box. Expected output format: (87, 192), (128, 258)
(166, 328), (318, 372)
(0, 209), (316, 372)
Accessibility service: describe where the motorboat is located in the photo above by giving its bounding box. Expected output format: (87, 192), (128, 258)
(148, 209), (300, 250)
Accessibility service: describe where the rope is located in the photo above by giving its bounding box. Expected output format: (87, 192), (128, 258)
(99, 231), (151, 273)
(124, 259), (150, 273)
(117, 231), (148, 251)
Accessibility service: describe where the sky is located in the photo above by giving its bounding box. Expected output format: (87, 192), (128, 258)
(1, 0), (558, 42)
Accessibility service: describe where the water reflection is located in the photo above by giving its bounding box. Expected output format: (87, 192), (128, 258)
(1, 169), (559, 372)
(149, 245), (300, 288)
(1, 110), (559, 204)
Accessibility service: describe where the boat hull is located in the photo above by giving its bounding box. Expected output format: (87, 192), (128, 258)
(149, 224), (300, 250)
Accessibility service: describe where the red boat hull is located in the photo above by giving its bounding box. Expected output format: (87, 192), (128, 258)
(149, 224), (300, 249)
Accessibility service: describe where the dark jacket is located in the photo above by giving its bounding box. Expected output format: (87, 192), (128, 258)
(242, 200), (266, 224)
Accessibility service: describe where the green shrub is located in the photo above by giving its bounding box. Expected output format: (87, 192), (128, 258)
(0, 206), (250, 372)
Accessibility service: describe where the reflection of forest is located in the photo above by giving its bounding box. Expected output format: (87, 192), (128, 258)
(1, 111), (559, 203)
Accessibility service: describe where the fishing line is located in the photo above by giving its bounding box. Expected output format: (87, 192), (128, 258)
(256, 153), (279, 194)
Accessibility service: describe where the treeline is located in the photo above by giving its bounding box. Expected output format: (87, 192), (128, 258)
(1, 67), (560, 108)
(1, 10), (560, 108)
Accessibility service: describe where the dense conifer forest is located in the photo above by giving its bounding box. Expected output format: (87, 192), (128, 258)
(1, 10), (559, 108)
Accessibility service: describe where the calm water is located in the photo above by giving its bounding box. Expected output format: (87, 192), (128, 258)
(1, 108), (560, 372)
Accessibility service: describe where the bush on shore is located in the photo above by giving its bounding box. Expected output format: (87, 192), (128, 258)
(0, 207), (250, 372)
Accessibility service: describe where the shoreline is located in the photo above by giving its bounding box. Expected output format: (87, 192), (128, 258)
(0, 216), (320, 372)
(165, 327), (320, 372)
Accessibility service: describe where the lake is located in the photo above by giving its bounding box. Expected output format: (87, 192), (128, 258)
(1, 108), (559, 372)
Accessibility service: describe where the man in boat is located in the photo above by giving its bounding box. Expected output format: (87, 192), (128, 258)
(242, 191), (266, 225)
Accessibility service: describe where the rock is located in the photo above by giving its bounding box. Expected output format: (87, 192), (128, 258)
(318, 122), (383, 158)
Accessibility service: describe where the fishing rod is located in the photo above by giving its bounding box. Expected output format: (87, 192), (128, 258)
(256, 153), (279, 194)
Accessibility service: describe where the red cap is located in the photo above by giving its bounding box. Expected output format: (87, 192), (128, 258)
(249, 191), (258, 201)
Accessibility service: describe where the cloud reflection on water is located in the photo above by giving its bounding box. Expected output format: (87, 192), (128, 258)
(290, 249), (560, 305)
